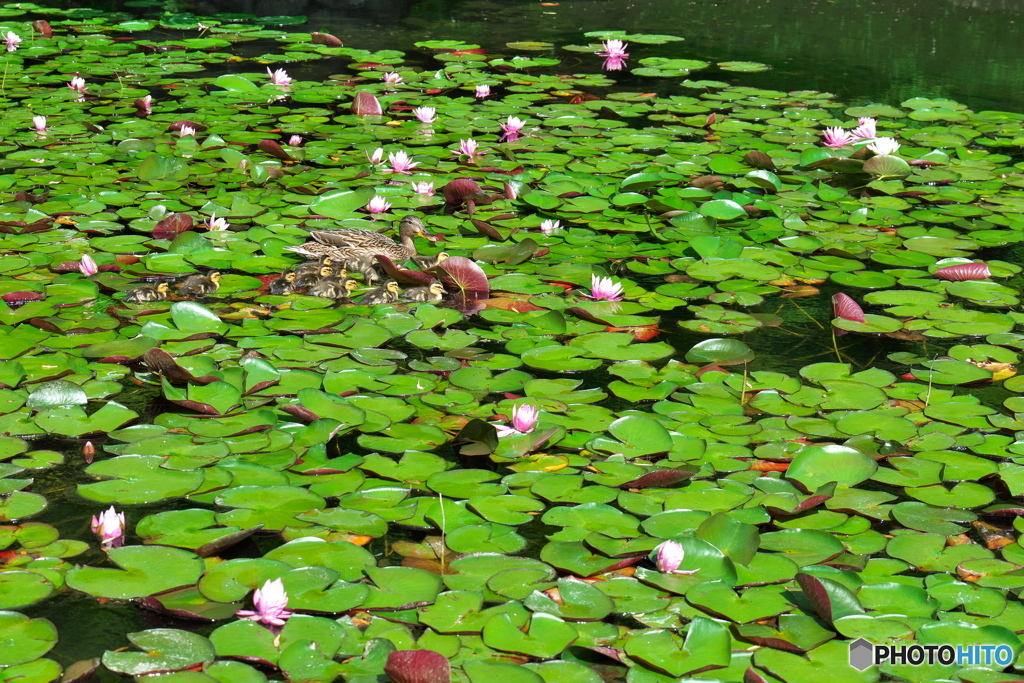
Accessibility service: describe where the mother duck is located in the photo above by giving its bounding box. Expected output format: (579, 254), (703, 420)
(285, 215), (436, 264)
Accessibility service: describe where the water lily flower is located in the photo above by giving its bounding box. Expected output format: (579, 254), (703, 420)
(138, 94), (152, 114)
(197, 22), (208, 31)
(207, 213), (229, 231)
(495, 404), (539, 437)
(821, 126), (855, 149)
(474, 84), (491, 98)
(366, 147), (384, 165)
(4, 31), (21, 52)
(654, 540), (699, 575)
(67, 76), (87, 93)
(32, 115), (46, 132)
(453, 138), (486, 160)
(179, 125), (196, 137)
(91, 506), (126, 549)
(413, 181), (435, 196)
(500, 115), (525, 142)
(867, 137), (901, 156)
(598, 39), (630, 59)
(267, 67), (291, 86)
(367, 196), (391, 214)
(386, 150), (419, 174)
(588, 274), (624, 301)
(540, 219), (561, 235)
(602, 55), (628, 71)
(413, 106), (436, 124)
(382, 71), (403, 84)
(851, 117), (876, 140)
(236, 578), (292, 627)
(287, 134), (302, 146)
(79, 253), (98, 276)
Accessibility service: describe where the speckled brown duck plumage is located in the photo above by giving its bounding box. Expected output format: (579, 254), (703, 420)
(285, 216), (436, 264)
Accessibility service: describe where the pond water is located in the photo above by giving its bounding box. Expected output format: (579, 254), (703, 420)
(2, 0), (1024, 681)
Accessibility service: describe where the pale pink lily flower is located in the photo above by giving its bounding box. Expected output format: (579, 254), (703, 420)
(654, 540), (700, 575)
(495, 404), (539, 437)
(821, 126), (856, 149)
(602, 55), (628, 71)
(382, 71), (403, 84)
(79, 253), (98, 276)
(288, 134), (302, 146)
(386, 150), (419, 174)
(413, 107), (436, 124)
(267, 67), (291, 86)
(139, 94), (152, 114)
(367, 196), (391, 214)
(500, 115), (525, 142)
(589, 274), (624, 301)
(413, 181), (435, 196)
(207, 213), (229, 231)
(366, 147), (384, 165)
(67, 76), (87, 93)
(540, 219), (561, 235)
(474, 84), (491, 98)
(4, 31), (20, 52)
(850, 117), (876, 140)
(598, 39), (629, 59)
(32, 116), (46, 132)
(867, 138), (901, 156)
(453, 138), (486, 160)
(179, 125), (196, 137)
(236, 578), (292, 627)
(91, 506), (126, 549)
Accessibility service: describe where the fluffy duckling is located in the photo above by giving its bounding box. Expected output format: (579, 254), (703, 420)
(270, 271), (297, 295)
(178, 272), (221, 297)
(360, 280), (401, 305)
(123, 282), (171, 303)
(346, 255), (381, 285)
(294, 255), (332, 279)
(295, 265), (333, 289)
(412, 252), (450, 270)
(402, 281), (446, 303)
(311, 277), (361, 302)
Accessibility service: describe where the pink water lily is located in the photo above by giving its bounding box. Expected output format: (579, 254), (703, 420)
(32, 115), (46, 132)
(495, 404), (538, 437)
(598, 39), (629, 59)
(67, 76), (87, 93)
(267, 67), (291, 86)
(237, 578), (292, 627)
(79, 253), (98, 276)
(179, 125), (196, 137)
(4, 31), (21, 52)
(413, 106), (436, 123)
(413, 181), (435, 196)
(601, 55), (627, 71)
(367, 196), (391, 214)
(138, 94), (152, 114)
(366, 147), (384, 165)
(474, 84), (490, 98)
(851, 117), (876, 140)
(207, 213), (229, 231)
(867, 137), (901, 156)
(386, 150), (419, 174)
(91, 506), (126, 549)
(382, 71), (403, 84)
(453, 138), (486, 160)
(821, 126), (855, 149)
(540, 219), (561, 235)
(288, 134), (302, 146)
(500, 115), (525, 142)
(654, 540), (700, 575)
(588, 274), (624, 301)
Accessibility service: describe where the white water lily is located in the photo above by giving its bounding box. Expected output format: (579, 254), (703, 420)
(867, 137), (901, 156)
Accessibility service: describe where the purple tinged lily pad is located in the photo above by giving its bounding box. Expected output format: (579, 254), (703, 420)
(934, 262), (991, 281)
(385, 650), (451, 683)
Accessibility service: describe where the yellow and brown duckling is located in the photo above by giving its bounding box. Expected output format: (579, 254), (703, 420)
(178, 272), (221, 297)
(269, 271), (297, 295)
(294, 255), (332, 279)
(295, 265), (334, 289)
(285, 215), (436, 263)
(345, 255), (381, 285)
(402, 281), (446, 303)
(412, 252), (450, 270)
(360, 279), (401, 305)
(310, 277), (361, 302)
(123, 281), (171, 303)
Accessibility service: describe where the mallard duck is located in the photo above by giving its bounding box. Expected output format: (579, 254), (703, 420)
(295, 265), (333, 289)
(123, 282), (170, 303)
(285, 215), (436, 263)
(413, 252), (450, 270)
(310, 277), (361, 302)
(270, 271), (297, 295)
(345, 255), (381, 285)
(361, 280), (401, 305)
(294, 255), (332, 279)
(402, 282), (446, 303)
(178, 272), (221, 297)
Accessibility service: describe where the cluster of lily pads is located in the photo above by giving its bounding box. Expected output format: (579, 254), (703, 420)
(2, 4), (1024, 683)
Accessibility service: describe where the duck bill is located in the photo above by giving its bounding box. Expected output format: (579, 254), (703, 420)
(418, 230), (439, 242)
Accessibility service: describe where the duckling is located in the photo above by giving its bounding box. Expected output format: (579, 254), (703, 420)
(270, 271), (297, 295)
(294, 255), (332, 279)
(123, 282), (171, 303)
(345, 255), (381, 285)
(311, 277), (361, 302)
(413, 252), (450, 270)
(360, 279), (401, 305)
(295, 265), (333, 289)
(178, 272), (221, 297)
(402, 281), (446, 303)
